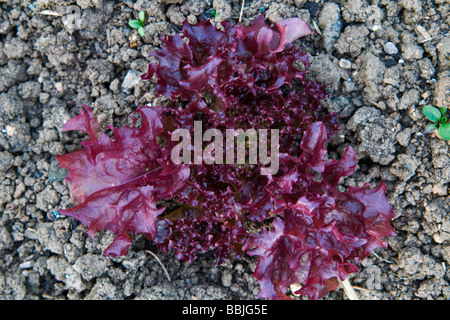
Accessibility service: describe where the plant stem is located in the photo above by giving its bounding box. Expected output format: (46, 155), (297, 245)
(339, 278), (359, 300)
(146, 250), (171, 282)
(239, 0), (245, 23)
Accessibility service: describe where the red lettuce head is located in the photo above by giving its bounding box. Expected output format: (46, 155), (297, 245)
(58, 15), (396, 300)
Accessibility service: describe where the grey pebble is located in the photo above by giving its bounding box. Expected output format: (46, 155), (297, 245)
(339, 58), (352, 70)
(384, 42), (399, 55)
(19, 260), (34, 269)
(121, 69), (142, 91)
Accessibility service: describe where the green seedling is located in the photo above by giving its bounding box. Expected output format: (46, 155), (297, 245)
(422, 104), (450, 140)
(128, 10), (145, 37)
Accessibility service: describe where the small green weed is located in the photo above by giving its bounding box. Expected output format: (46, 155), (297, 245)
(422, 104), (450, 140)
(128, 10), (145, 37)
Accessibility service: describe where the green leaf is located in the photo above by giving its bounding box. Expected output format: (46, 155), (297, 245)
(424, 122), (437, 133)
(438, 123), (450, 140)
(422, 105), (442, 122)
(128, 20), (142, 29)
(439, 107), (448, 117)
(138, 26), (145, 37)
(139, 10), (145, 23)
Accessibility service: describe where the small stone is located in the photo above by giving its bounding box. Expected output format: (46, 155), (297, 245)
(390, 154), (420, 181)
(385, 59), (397, 68)
(318, 2), (343, 53)
(366, 5), (382, 31)
(309, 53), (341, 92)
(48, 158), (69, 182)
(396, 128), (411, 147)
(432, 184), (447, 196)
(24, 229), (38, 240)
(3, 38), (30, 59)
(73, 254), (110, 282)
(434, 71), (450, 109)
(418, 58), (435, 80)
(304, 2), (320, 17)
(392, 53), (401, 61)
(121, 69), (141, 91)
(19, 261), (34, 269)
(0, 151), (14, 172)
(54, 82), (64, 92)
(221, 270), (232, 287)
(290, 283), (302, 296)
(109, 78), (120, 93)
(339, 58), (352, 69)
(436, 37), (450, 71)
(384, 42), (398, 55)
(0, 226), (13, 251)
(5, 125), (17, 137)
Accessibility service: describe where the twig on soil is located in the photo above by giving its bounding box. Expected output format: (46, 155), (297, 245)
(351, 286), (371, 293)
(38, 10), (61, 16)
(387, 271), (420, 282)
(415, 25), (432, 42)
(239, 0), (245, 23)
(312, 20), (323, 37)
(371, 251), (393, 264)
(338, 278), (359, 300)
(417, 31), (450, 44)
(169, 22), (181, 34)
(146, 250), (171, 282)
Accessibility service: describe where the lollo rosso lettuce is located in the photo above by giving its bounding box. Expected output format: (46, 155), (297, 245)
(58, 15), (396, 299)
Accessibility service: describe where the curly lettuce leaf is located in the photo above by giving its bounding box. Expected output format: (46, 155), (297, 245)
(57, 106), (189, 257)
(244, 122), (396, 300)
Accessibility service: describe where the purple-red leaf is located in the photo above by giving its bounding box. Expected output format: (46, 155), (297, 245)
(243, 120), (395, 300)
(244, 217), (299, 300)
(243, 15), (313, 53)
(246, 179), (396, 299)
(58, 106), (189, 257)
(299, 122), (328, 173)
(323, 146), (356, 187)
